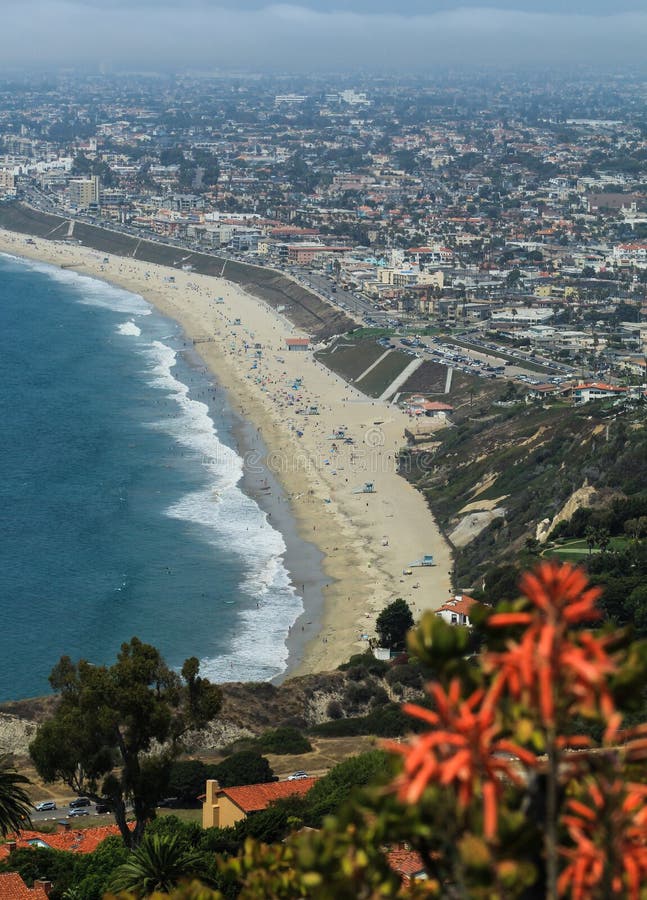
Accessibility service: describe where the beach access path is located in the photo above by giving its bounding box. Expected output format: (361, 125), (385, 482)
(0, 228), (452, 675)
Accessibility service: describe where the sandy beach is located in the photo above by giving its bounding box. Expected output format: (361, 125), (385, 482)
(0, 227), (452, 675)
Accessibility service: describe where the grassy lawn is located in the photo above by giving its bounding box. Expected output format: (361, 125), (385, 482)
(358, 351), (413, 397)
(315, 337), (385, 381)
(544, 536), (629, 560)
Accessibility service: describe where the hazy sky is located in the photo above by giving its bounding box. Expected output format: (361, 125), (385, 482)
(2, 1), (646, 71)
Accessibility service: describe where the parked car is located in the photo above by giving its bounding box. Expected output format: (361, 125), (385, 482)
(95, 803), (111, 814)
(68, 808), (90, 817)
(69, 797), (91, 809)
(287, 771), (309, 781)
(157, 797), (181, 808)
(34, 801), (56, 811)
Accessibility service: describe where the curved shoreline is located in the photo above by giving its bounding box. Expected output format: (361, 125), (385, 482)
(0, 226), (453, 677)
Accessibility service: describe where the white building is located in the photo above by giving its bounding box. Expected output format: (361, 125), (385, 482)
(435, 594), (479, 627)
(491, 307), (554, 326)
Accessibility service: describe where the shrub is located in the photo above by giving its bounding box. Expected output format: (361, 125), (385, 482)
(206, 751), (275, 788)
(339, 652), (389, 677)
(326, 699), (344, 720)
(384, 662), (424, 690)
(255, 727), (312, 755)
(343, 681), (375, 712)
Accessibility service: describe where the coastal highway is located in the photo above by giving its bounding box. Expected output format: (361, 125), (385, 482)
(291, 268), (391, 323)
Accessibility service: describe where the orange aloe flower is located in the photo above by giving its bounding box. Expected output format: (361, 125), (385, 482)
(386, 678), (537, 840)
(558, 778), (647, 900)
(484, 561), (618, 732)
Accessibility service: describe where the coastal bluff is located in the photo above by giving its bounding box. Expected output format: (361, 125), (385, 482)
(0, 664), (421, 757)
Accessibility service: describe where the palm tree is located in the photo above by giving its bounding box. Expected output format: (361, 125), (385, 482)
(109, 832), (213, 897)
(0, 754), (32, 836)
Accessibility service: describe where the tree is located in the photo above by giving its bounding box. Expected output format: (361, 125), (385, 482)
(166, 761), (207, 805)
(109, 832), (214, 896)
(29, 639), (222, 848)
(209, 752), (275, 789)
(0, 755), (32, 836)
(376, 599), (414, 651)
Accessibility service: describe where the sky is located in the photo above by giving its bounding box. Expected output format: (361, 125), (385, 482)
(1, 1), (646, 71)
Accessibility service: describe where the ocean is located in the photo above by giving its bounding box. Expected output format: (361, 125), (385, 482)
(0, 252), (303, 701)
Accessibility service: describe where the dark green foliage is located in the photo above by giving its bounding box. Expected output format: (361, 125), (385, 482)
(384, 661), (425, 691)
(311, 703), (421, 739)
(343, 681), (375, 712)
(254, 727), (312, 756)
(29, 639), (222, 848)
(326, 699), (344, 719)
(0, 836), (130, 900)
(483, 563), (522, 604)
(375, 599), (414, 650)
(109, 832), (216, 896)
(0, 755), (32, 836)
(167, 760), (208, 804)
(304, 751), (390, 825)
(207, 751), (275, 789)
(588, 542), (647, 637)
(235, 796), (310, 844)
(168, 752), (276, 802)
(338, 652), (389, 677)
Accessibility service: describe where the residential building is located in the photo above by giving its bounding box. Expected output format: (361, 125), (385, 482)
(202, 778), (317, 829)
(0, 167), (15, 196)
(572, 383), (627, 404)
(67, 175), (100, 209)
(435, 594), (479, 626)
(0, 872), (51, 898)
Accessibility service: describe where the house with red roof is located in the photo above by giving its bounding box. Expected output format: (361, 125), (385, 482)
(285, 337), (310, 351)
(0, 872), (51, 898)
(202, 777), (317, 829)
(0, 823), (128, 861)
(572, 382), (627, 404)
(436, 594), (480, 627)
(385, 847), (428, 885)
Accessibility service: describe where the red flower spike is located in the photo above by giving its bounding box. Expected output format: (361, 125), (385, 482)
(559, 778), (647, 900)
(387, 679), (537, 840)
(484, 562), (619, 732)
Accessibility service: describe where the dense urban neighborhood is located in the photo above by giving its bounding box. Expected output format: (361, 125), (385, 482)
(0, 70), (646, 389)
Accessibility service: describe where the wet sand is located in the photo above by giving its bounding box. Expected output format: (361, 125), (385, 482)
(0, 229), (453, 675)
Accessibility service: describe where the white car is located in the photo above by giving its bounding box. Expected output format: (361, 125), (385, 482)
(287, 771), (309, 781)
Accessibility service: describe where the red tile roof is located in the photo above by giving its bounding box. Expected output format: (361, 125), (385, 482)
(437, 594), (479, 618)
(575, 382), (625, 393)
(386, 847), (427, 881)
(422, 401), (454, 411)
(222, 778), (317, 813)
(0, 872), (50, 898)
(0, 824), (128, 859)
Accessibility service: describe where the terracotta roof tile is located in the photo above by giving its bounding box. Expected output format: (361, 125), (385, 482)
(0, 824), (129, 859)
(386, 848), (427, 879)
(0, 872), (50, 898)
(437, 594), (479, 617)
(222, 778), (317, 813)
